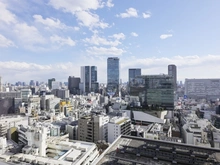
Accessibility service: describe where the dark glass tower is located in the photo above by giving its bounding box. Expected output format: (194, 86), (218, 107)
(91, 66), (97, 83)
(107, 57), (119, 96)
(128, 68), (141, 81)
(168, 64), (177, 91)
(81, 66), (98, 93)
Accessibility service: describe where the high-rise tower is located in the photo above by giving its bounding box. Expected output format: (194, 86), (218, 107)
(168, 64), (177, 91)
(128, 68), (141, 82)
(0, 76), (1, 92)
(107, 57), (120, 96)
(80, 66), (98, 94)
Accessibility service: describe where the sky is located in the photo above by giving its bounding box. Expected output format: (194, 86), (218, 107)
(0, 0), (220, 84)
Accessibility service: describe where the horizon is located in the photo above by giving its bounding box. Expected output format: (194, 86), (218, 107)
(0, 0), (220, 83)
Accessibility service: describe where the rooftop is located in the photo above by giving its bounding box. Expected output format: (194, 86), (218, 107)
(93, 135), (220, 165)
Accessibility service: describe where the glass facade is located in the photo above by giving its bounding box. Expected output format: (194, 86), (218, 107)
(129, 75), (174, 110)
(142, 75), (174, 110)
(91, 66), (97, 83)
(81, 66), (98, 94)
(84, 66), (90, 93)
(129, 68), (141, 81)
(107, 57), (119, 95)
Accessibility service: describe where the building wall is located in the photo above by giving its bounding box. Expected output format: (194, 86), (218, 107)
(128, 68), (141, 81)
(107, 57), (119, 95)
(168, 64), (177, 91)
(68, 76), (80, 95)
(108, 117), (131, 143)
(185, 79), (220, 100)
(0, 98), (15, 115)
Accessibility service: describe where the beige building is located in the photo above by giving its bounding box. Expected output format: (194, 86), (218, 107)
(78, 114), (109, 143)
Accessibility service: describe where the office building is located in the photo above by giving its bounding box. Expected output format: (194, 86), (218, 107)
(91, 66), (97, 83)
(51, 81), (60, 90)
(68, 76), (80, 95)
(168, 64), (177, 91)
(29, 80), (35, 86)
(80, 66), (98, 94)
(128, 68), (141, 81)
(107, 57), (120, 96)
(51, 89), (69, 99)
(185, 79), (220, 100)
(142, 75), (174, 110)
(0, 76), (2, 92)
(48, 78), (55, 89)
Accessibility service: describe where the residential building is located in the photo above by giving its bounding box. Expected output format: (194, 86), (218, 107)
(78, 114), (109, 143)
(107, 57), (120, 96)
(68, 76), (80, 95)
(168, 64), (177, 91)
(185, 78), (220, 100)
(108, 116), (131, 143)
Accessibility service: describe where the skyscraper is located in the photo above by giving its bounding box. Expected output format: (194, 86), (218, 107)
(168, 64), (177, 91)
(48, 78), (55, 90)
(128, 68), (141, 81)
(107, 57), (120, 96)
(80, 66), (98, 94)
(0, 76), (1, 92)
(68, 76), (80, 95)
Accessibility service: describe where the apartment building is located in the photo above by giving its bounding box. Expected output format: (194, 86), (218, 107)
(108, 116), (131, 143)
(78, 114), (109, 143)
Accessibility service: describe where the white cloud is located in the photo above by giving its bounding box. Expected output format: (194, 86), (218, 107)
(50, 35), (76, 46)
(106, 0), (114, 7)
(33, 14), (72, 30)
(116, 8), (138, 18)
(86, 46), (125, 56)
(121, 54), (220, 82)
(48, 0), (108, 29)
(74, 26), (80, 31)
(14, 23), (46, 45)
(111, 33), (125, 40)
(1, 55), (220, 84)
(0, 1), (17, 24)
(131, 32), (138, 37)
(160, 34), (173, 39)
(142, 12), (151, 19)
(48, 0), (104, 12)
(0, 34), (15, 47)
(75, 10), (109, 29)
(84, 34), (121, 46)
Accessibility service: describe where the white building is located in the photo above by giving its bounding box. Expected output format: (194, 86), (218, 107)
(108, 116), (131, 143)
(182, 119), (211, 147)
(14, 125), (99, 165)
(51, 81), (61, 90)
(185, 78), (220, 100)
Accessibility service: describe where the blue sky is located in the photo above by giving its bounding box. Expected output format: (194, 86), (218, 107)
(0, 0), (220, 84)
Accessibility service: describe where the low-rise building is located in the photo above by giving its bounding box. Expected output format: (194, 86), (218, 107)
(108, 116), (131, 143)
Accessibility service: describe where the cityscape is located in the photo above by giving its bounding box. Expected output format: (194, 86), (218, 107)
(1, 0), (220, 165)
